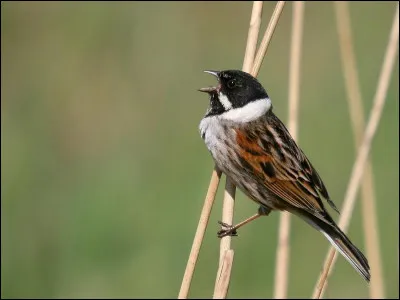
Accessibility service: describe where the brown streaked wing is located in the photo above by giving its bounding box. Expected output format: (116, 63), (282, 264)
(297, 147), (340, 213)
(265, 113), (339, 212)
(234, 124), (331, 223)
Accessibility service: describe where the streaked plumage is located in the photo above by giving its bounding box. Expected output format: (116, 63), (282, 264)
(198, 70), (370, 282)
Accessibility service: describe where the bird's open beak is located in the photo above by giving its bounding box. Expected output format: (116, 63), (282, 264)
(198, 70), (221, 94)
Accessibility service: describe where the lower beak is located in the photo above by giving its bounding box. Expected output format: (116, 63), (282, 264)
(198, 86), (218, 93)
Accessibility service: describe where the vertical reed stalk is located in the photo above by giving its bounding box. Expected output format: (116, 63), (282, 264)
(178, 167), (222, 299)
(312, 5), (399, 298)
(273, 2), (305, 299)
(214, 2), (286, 298)
(251, 1), (286, 77)
(334, 1), (385, 298)
(214, 2), (263, 298)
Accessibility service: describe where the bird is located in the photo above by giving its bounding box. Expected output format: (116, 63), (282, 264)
(198, 69), (370, 282)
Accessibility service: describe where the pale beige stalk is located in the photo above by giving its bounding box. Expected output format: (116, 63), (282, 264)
(178, 167), (222, 299)
(273, 2), (305, 299)
(213, 2), (263, 298)
(251, 1), (286, 77)
(214, 2), (287, 298)
(334, 1), (385, 298)
(243, 1), (264, 73)
(312, 4), (399, 298)
(213, 249), (235, 299)
(180, 1), (288, 298)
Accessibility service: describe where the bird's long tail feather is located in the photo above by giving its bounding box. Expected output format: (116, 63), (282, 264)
(321, 225), (370, 282)
(291, 207), (370, 282)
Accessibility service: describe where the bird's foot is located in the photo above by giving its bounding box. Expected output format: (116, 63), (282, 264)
(217, 221), (238, 238)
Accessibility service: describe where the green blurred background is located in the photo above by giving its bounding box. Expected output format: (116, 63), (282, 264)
(1, 1), (398, 298)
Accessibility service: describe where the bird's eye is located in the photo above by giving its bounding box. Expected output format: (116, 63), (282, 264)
(227, 80), (236, 89)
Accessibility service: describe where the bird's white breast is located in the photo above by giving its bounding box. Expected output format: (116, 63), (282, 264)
(199, 97), (272, 170)
(199, 116), (226, 152)
(199, 97), (271, 150)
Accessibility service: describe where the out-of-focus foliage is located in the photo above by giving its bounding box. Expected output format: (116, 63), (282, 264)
(1, 2), (398, 298)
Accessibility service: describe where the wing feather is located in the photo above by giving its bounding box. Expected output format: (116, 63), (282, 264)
(234, 113), (339, 221)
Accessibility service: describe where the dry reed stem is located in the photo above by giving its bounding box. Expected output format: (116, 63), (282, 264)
(215, 1), (286, 297)
(217, 178), (237, 266)
(178, 167), (222, 299)
(273, 2), (305, 298)
(214, 2), (263, 297)
(181, 2), (286, 298)
(243, 1), (264, 72)
(312, 5), (399, 298)
(334, 2), (385, 298)
(213, 250), (235, 299)
(251, 1), (286, 77)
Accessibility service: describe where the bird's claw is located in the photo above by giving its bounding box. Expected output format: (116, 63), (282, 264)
(217, 221), (238, 238)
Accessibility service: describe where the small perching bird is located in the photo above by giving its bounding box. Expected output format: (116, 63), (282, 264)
(198, 70), (370, 282)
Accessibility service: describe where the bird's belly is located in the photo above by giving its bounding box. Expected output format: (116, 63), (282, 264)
(200, 117), (276, 210)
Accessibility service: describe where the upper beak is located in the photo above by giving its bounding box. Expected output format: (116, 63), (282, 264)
(198, 70), (220, 93)
(203, 70), (220, 78)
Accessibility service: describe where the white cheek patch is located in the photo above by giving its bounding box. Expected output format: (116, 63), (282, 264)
(218, 92), (233, 110)
(219, 98), (272, 123)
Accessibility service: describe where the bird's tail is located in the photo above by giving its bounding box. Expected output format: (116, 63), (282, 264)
(320, 224), (370, 282)
(291, 207), (370, 282)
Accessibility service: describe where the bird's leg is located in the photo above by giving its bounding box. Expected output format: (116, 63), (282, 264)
(217, 206), (271, 238)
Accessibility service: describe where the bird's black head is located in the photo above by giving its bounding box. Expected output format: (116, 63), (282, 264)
(199, 70), (269, 117)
